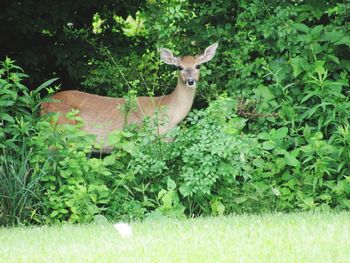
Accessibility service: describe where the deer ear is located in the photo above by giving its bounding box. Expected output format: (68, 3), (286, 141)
(159, 48), (179, 66)
(197, 42), (218, 64)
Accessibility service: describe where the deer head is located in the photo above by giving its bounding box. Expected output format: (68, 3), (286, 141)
(159, 43), (218, 88)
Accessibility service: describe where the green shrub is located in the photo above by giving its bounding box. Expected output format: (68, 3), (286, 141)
(31, 111), (167, 223)
(0, 58), (56, 226)
(166, 98), (264, 215)
(3, 1), (350, 225)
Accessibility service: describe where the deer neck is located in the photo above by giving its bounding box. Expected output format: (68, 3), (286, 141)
(167, 77), (196, 125)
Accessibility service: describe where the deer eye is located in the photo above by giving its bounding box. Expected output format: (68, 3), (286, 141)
(178, 66), (184, 71)
(195, 65), (200, 69)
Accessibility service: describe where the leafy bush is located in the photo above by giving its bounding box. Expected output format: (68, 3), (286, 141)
(2, 1), (350, 225)
(0, 58), (55, 226)
(166, 98), (264, 215)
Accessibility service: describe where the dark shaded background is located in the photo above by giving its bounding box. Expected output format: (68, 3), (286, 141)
(0, 0), (143, 91)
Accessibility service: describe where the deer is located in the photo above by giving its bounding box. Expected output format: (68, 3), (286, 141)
(41, 43), (218, 152)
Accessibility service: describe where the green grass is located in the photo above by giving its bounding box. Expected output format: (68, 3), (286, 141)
(1, 213), (350, 263)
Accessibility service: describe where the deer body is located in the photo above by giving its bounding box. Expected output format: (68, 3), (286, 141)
(41, 43), (218, 152)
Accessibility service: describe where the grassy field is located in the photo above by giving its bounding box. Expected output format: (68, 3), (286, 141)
(1, 213), (350, 263)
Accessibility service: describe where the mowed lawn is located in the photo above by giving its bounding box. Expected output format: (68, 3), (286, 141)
(1, 213), (350, 263)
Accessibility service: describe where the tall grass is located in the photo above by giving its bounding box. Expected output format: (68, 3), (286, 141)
(0, 145), (42, 226)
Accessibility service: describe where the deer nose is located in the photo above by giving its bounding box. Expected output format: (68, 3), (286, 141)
(187, 78), (196, 86)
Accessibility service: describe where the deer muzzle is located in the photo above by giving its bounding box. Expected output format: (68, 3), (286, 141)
(186, 78), (196, 87)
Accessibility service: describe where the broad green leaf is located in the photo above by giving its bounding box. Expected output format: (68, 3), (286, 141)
(290, 57), (306, 77)
(211, 200), (225, 216)
(254, 85), (275, 101)
(263, 141), (276, 150)
(90, 193), (97, 203)
(103, 155), (116, 166)
(167, 177), (176, 191)
(303, 125), (311, 139)
(0, 113), (14, 122)
(157, 189), (167, 200)
(291, 148), (300, 157)
(179, 184), (192, 197)
(342, 199), (350, 209)
(122, 12), (145, 37)
(284, 152), (300, 167)
(327, 55), (340, 65)
(323, 30), (345, 43)
(297, 34), (312, 43)
(273, 127), (288, 140)
(50, 210), (60, 217)
(310, 42), (323, 55)
(303, 197), (316, 209)
(293, 23), (310, 33)
(335, 36), (350, 47)
(314, 60), (326, 75)
(310, 25), (323, 37)
(258, 132), (271, 140)
(122, 141), (136, 154)
(92, 13), (104, 34)
(160, 190), (177, 209)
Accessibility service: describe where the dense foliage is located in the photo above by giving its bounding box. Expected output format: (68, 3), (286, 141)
(1, 0), (350, 225)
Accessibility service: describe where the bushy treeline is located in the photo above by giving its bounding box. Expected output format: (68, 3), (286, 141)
(1, 0), (350, 225)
